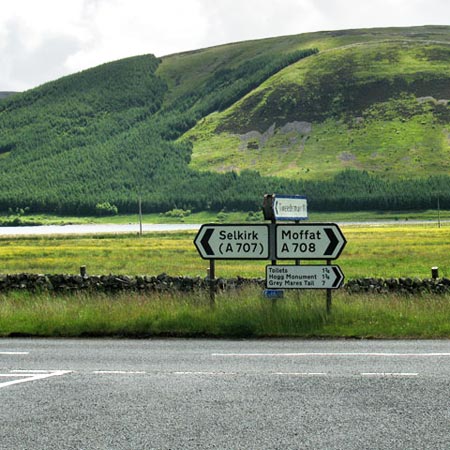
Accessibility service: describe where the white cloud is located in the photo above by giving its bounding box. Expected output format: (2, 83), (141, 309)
(65, 0), (208, 73)
(199, 0), (324, 41)
(0, 0), (449, 91)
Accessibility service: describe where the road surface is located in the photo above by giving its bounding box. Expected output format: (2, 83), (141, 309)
(1, 338), (450, 449)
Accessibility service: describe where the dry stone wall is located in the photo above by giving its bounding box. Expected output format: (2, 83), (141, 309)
(0, 273), (264, 293)
(1, 273), (450, 295)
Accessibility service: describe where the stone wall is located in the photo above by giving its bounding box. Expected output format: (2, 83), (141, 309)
(1, 273), (450, 295)
(0, 273), (264, 293)
(344, 277), (450, 295)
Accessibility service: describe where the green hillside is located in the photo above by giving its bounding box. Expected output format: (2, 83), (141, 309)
(185, 30), (450, 180)
(0, 92), (16, 99)
(1, 26), (450, 215)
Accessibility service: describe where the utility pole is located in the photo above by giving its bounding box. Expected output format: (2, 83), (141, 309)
(438, 196), (441, 229)
(138, 194), (143, 236)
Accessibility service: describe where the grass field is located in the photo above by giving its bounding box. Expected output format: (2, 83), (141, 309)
(1, 221), (450, 338)
(0, 222), (449, 279)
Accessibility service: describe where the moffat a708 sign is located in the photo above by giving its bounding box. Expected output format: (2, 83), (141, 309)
(276, 223), (346, 260)
(194, 224), (270, 260)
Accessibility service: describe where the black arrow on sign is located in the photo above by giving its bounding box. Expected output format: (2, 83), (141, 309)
(332, 266), (344, 288)
(200, 228), (214, 256)
(324, 227), (339, 256)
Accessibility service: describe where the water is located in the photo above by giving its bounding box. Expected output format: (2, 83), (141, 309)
(0, 223), (201, 236)
(0, 219), (443, 237)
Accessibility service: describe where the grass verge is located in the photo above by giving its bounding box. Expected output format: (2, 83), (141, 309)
(1, 287), (450, 339)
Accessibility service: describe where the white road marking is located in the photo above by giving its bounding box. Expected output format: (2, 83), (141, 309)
(93, 371), (146, 374)
(0, 352), (29, 355)
(173, 371), (237, 375)
(361, 372), (419, 377)
(0, 370), (71, 389)
(0, 374), (33, 377)
(212, 352), (450, 357)
(273, 372), (327, 376)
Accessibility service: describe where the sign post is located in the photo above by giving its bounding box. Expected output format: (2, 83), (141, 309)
(193, 196), (347, 312)
(194, 224), (270, 304)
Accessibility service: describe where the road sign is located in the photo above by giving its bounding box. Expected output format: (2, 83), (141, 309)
(273, 194), (308, 221)
(276, 223), (346, 260)
(263, 289), (285, 299)
(262, 194), (307, 221)
(194, 224), (270, 260)
(266, 265), (345, 289)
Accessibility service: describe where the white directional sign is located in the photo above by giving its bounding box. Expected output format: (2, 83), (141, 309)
(276, 223), (346, 260)
(194, 224), (270, 260)
(266, 265), (345, 289)
(273, 195), (308, 221)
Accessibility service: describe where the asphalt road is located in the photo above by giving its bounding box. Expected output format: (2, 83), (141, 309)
(1, 338), (450, 450)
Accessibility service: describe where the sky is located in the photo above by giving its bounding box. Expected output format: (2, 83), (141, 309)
(1, 0), (449, 92)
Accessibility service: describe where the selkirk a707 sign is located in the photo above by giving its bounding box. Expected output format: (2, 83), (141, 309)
(194, 224), (270, 260)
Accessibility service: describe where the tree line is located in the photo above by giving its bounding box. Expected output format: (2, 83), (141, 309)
(1, 49), (449, 216)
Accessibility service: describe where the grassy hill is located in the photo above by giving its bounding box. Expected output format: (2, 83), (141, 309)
(1, 26), (450, 215)
(184, 27), (450, 180)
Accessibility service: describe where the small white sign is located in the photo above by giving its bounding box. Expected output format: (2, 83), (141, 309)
(266, 265), (344, 289)
(273, 195), (308, 221)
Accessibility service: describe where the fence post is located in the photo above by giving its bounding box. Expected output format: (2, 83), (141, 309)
(432, 266), (439, 279)
(326, 259), (332, 314)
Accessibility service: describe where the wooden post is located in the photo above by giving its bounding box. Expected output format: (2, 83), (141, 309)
(295, 220), (300, 266)
(432, 266), (439, 279)
(208, 259), (216, 306)
(326, 259), (332, 314)
(270, 220), (277, 266)
(80, 265), (87, 278)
